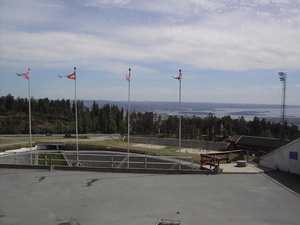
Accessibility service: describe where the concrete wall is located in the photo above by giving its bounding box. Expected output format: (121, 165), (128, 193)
(259, 138), (300, 175)
(36, 145), (48, 150)
(36, 144), (60, 150)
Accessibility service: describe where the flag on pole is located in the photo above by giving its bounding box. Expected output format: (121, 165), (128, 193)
(126, 69), (131, 82)
(16, 70), (30, 80)
(58, 72), (76, 80)
(172, 70), (182, 82)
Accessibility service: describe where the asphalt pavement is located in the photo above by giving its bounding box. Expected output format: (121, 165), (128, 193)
(0, 168), (299, 225)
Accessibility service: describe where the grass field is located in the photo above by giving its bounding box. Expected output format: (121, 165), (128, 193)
(38, 151), (68, 166)
(0, 135), (250, 165)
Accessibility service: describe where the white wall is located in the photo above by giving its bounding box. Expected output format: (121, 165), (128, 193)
(36, 144), (48, 150)
(260, 138), (300, 175)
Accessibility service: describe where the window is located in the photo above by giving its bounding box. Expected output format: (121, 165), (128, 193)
(289, 152), (298, 160)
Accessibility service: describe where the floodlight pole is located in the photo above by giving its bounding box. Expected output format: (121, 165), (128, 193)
(279, 72), (287, 141)
(178, 70), (182, 170)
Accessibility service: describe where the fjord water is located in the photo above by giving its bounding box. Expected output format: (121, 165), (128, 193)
(85, 100), (300, 121)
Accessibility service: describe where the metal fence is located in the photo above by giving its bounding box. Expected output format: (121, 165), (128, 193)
(0, 151), (197, 170)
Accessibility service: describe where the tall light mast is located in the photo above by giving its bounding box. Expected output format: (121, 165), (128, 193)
(279, 72), (287, 141)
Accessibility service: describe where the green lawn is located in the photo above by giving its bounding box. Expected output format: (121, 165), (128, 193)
(38, 151), (67, 166)
(1, 135), (253, 165)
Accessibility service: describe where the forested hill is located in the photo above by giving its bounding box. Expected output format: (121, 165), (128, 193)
(0, 94), (299, 140)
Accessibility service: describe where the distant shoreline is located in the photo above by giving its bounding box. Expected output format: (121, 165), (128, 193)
(83, 100), (300, 109)
(83, 100), (300, 113)
(83, 100), (300, 123)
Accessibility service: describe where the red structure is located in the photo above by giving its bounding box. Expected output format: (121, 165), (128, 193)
(200, 150), (241, 171)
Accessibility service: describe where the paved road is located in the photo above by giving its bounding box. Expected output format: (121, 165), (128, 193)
(0, 168), (299, 225)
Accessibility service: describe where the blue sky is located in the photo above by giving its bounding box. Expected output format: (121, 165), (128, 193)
(0, 0), (299, 105)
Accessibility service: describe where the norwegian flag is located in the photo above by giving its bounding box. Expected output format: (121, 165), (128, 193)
(16, 69), (30, 80)
(172, 70), (182, 82)
(126, 69), (131, 82)
(58, 72), (76, 80)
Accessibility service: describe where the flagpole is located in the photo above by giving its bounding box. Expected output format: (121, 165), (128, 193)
(172, 69), (182, 170)
(127, 68), (131, 168)
(74, 67), (79, 167)
(28, 69), (32, 165)
(178, 69), (182, 170)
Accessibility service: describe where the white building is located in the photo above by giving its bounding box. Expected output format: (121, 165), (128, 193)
(259, 138), (300, 175)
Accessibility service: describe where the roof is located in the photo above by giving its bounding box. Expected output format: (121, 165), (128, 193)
(230, 135), (241, 143)
(232, 135), (281, 149)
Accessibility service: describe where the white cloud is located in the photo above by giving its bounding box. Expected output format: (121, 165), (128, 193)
(83, 0), (133, 7)
(203, 85), (265, 95)
(1, 0), (300, 105)
(117, 15), (300, 70)
(2, 0), (299, 73)
(81, 0), (299, 19)
(2, 10), (300, 74)
(0, 0), (64, 30)
(270, 84), (282, 89)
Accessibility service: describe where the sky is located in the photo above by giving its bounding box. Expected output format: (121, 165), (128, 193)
(0, 0), (300, 105)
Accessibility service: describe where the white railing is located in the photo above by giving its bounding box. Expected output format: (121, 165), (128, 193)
(0, 151), (196, 170)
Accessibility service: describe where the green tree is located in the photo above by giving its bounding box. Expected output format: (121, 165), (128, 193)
(260, 129), (273, 138)
(5, 94), (15, 113)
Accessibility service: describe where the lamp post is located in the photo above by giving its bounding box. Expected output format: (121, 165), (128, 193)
(279, 72), (287, 141)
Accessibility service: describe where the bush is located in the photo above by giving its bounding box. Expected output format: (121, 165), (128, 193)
(64, 133), (71, 138)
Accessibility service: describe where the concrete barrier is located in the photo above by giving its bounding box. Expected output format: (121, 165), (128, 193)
(237, 160), (247, 167)
(0, 163), (216, 174)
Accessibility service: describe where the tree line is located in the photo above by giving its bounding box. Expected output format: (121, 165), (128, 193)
(0, 94), (299, 140)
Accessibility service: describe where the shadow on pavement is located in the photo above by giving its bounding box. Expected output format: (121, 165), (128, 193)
(263, 170), (300, 196)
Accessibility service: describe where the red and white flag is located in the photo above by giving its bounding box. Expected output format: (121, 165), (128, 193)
(58, 72), (76, 80)
(126, 71), (131, 82)
(172, 71), (182, 82)
(16, 70), (30, 80)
